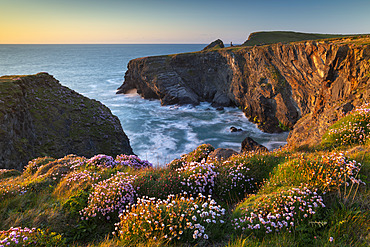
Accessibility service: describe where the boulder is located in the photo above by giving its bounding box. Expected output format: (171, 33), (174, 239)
(241, 137), (268, 153)
(206, 148), (238, 163)
(230, 126), (243, 132)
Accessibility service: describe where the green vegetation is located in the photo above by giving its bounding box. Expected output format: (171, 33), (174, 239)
(1, 104), (370, 246)
(242, 31), (363, 46)
(322, 104), (370, 148)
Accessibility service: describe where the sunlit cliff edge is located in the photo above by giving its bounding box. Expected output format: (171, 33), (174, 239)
(118, 34), (370, 149)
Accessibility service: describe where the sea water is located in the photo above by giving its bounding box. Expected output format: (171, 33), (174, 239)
(0, 44), (288, 165)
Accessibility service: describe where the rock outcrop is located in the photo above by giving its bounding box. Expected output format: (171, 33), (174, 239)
(117, 36), (370, 148)
(203, 39), (225, 50)
(241, 137), (269, 153)
(0, 73), (133, 170)
(206, 148), (238, 163)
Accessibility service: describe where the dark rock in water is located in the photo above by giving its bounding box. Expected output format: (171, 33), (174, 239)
(203, 39), (225, 50)
(211, 91), (233, 107)
(241, 137), (268, 153)
(0, 73), (134, 170)
(216, 107), (224, 111)
(206, 148), (238, 163)
(230, 126), (243, 132)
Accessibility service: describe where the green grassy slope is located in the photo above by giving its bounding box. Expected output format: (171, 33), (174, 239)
(242, 31), (360, 46)
(0, 104), (369, 246)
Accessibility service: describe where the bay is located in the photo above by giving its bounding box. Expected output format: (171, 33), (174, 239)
(0, 44), (288, 165)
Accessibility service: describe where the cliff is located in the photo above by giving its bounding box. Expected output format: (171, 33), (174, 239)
(0, 73), (133, 170)
(242, 31), (354, 46)
(117, 35), (370, 149)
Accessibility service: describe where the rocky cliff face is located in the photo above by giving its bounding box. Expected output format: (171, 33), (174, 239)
(0, 73), (133, 170)
(117, 36), (370, 149)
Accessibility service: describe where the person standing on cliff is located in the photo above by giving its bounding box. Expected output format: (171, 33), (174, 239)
(230, 42), (233, 47)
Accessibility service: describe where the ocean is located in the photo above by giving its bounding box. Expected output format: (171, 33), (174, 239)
(0, 44), (288, 165)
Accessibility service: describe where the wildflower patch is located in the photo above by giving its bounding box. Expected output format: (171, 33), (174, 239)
(232, 185), (325, 236)
(115, 193), (226, 243)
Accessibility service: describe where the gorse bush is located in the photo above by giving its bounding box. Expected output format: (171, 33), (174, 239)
(115, 193), (226, 244)
(322, 103), (370, 147)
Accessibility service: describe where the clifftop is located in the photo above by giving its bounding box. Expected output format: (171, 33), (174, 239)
(117, 35), (370, 149)
(242, 31), (360, 46)
(0, 73), (133, 170)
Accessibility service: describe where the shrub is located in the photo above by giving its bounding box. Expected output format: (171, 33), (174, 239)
(115, 193), (226, 244)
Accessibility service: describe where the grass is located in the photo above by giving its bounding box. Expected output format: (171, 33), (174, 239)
(242, 31), (363, 46)
(1, 104), (370, 246)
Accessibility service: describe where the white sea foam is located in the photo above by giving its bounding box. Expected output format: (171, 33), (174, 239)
(0, 44), (289, 166)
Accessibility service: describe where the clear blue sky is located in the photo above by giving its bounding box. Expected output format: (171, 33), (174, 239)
(1, 0), (369, 44)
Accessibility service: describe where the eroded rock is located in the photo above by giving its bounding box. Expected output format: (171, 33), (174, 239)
(117, 36), (370, 148)
(206, 148), (238, 163)
(241, 137), (268, 153)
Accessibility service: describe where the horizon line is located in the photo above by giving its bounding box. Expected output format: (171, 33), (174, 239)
(0, 43), (212, 45)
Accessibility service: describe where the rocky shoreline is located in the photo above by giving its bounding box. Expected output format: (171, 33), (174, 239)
(117, 36), (370, 149)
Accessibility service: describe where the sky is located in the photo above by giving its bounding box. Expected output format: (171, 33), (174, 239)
(0, 0), (369, 44)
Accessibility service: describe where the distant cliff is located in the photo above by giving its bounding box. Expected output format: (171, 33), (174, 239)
(117, 35), (370, 149)
(0, 73), (133, 170)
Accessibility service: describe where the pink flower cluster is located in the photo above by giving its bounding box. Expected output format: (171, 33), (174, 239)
(86, 154), (117, 169)
(85, 154), (153, 170)
(65, 170), (101, 187)
(326, 103), (370, 146)
(322, 152), (365, 189)
(216, 161), (255, 198)
(232, 185), (325, 234)
(0, 227), (36, 246)
(176, 161), (218, 195)
(115, 193), (225, 242)
(0, 184), (28, 200)
(115, 154), (153, 169)
(80, 172), (137, 220)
